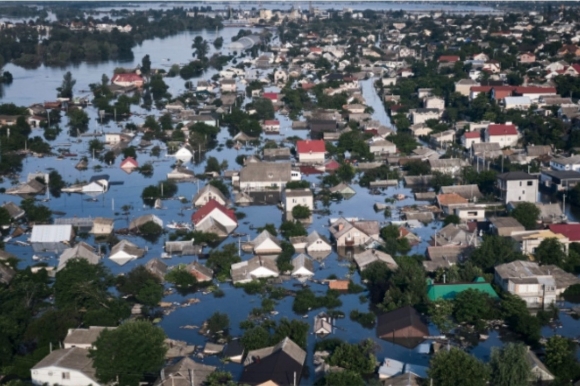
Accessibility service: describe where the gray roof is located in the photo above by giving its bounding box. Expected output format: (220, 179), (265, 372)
(497, 171), (536, 181)
(252, 230), (282, 249)
(285, 188), (313, 198)
(244, 337), (306, 367)
(186, 261), (214, 279)
(489, 216), (525, 229)
(111, 239), (145, 258)
(31, 224), (74, 243)
(129, 214), (162, 230)
(192, 184), (227, 204)
(145, 258), (168, 281)
(306, 231), (331, 248)
(329, 217), (380, 239)
(526, 350), (554, 380)
(240, 162), (292, 183)
(154, 357), (216, 386)
(58, 242), (101, 271)
(472, 142), (501, 153)
(440, 184), (483, 200)
(64, 326), (115, 347)
(541, 170), (580, 180)
(429, 158), (467, 168)
(93, 217), (114, 226)
(0, 263), (15, 285)
(354, 249), (398, 271)
(2, 201), (24, 219)
(32, 347), (98, 383)
(291, 253), (315, 276)
(231, 255), (279, 283)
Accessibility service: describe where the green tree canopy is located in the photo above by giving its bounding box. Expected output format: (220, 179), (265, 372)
(511, 202), (540, 230)
(534, 237), (567, 267)
(470, 235), (524, 272)
(90, 321), (167, 386)
(291, 205), (311, 219)
(428, 347), (490, 386)
(117, 265), (163, 307)
(489, 343), (532, 386)
(327, 340), (376, 375)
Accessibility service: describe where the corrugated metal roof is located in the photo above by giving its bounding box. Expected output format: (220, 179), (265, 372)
(30, 224), (73, 243)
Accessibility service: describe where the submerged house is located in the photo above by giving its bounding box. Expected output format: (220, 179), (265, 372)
(376, 305), (429, 349)
(426, 277), (498, 301)
(109, 239), (145, 265)
(30, 224), (75, 253)
(58, 242), (101, 272)
(153, 357), (216, 386)
(231, 256), (279, 284)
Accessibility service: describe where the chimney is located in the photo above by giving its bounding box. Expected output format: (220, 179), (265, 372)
(338, 223), (344, 231)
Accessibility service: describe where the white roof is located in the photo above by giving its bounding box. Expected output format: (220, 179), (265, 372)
(31, 224), (73, 243)
(504, 96), (531, 104)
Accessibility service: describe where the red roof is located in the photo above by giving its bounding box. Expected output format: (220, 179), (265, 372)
(470, 86), (493, 92)
(514, 86), (557, 94)
(463, 131), (481, 139)
(549, 224), (580, 242)
(324, 159), (340, 171)
(262, 92), (279, 101)
(191, 199), (236, 225)
(309, 47), (322, 53)
(493, 86), (516, 91)
(438, 55), (460, 62)
(112, 73), (143, 83)
(120, 156), (138, 168)
(296, 139), (325, 154)
(301, 83), (315, 90)
(488, 124), (517, 136)
(264, 120), (280, 126)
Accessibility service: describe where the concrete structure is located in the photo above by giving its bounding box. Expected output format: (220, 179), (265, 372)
(497, 171), (538, 204)
(284, 188), (314, 213)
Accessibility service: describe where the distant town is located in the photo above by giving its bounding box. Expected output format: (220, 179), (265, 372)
(1, 2), (580, 386)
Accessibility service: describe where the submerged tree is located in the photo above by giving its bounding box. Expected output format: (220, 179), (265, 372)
(58, 71), (76, 99)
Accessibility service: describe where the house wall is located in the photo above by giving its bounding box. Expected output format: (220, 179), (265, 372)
(298, 152), (325, 164)
(550, 160), (580, 172)
(194, 192), (227, 207)
(412, 112), (440, 124)
(250, 266), (278, 279)
(255, 239), (282, 254)
(307, 239), (332, 252)
(499, 179), (538, 203)
(91, 224), (112, 235)
(198, 210), (237, 232)
(32, 366), (99, 386)
(285, 195), (314, 212)
(485, 133), (518, 147)
(454, 207), (486, 220)
(463, 136), (481, 149)
(455, 83), (473, 97)
(336, 230), (370, 247)
(370, 143), (397, 154)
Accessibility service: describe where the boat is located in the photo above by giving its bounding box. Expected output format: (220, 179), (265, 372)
(395, 193), (406, 201)
(3, 236), (11, 243)
(161, 252), (171, 259)
(166, 221), (192, 231)
(32, 254), (42, 261)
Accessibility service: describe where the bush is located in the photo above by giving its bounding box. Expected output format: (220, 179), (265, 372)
(165, 265), (197, 288)
(291, 205), (311, 219)
(349, 310), (376, 328)
(292, 288), (342, 314)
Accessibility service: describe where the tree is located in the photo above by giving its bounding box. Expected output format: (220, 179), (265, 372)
(241, 325), (271, 351)
(0, 207), (11, 227)
(403, 159), (431, 176)
(67, 109), (89, 131)
(206, 312), (229, 335)
(205, 370), (237, 386)
(453, 288), (493, 326)
(327, 340), (376, 375)
(489, 343), (532, 386)
(511, 202), (540, 230)
(337, 163), (355, 182)
(205, 156), (221, 174)
(324, 371), (365, 386)
(90, 321), (167, 386)
(165, 264), (198, 289)
(117, 266), (163, 308)
(431, 171), (454, 190)
(428, 299), (454, 333)
(250, 98), (275, 120)
(535, 238), (567, 267)
(545, 335), (580, 383)
(141, 54), (151, 75)
(279, 220), (307, 238)
(149, 74), (169, 100)
(271, 319), (309, 349)
(428, 348), (489, 386)
(122, 146), (137, 159)
(206, 244), (241, 280)
(291, 205), (311, 219)
(470, 235), (524, 272)
(443, 214), (460, 226)
(58, 71), (76, 99)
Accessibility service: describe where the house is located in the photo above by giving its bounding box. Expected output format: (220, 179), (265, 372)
(285, 189), (314, 213)
(90, 217), (114, 236)
(558, 44), (580, 57)
(485, 124), (518, 147)
(540, 170), (580, 192)
(410, 108), (441, 124)
(462, 131), (481, 148)
(251, 230), (283, 255)
(527, 349), (555, 382)
(424, 96), (445, 110)
(167, 166), (196, 180)
(426, 277), (499, 301)
(153, 357), (216, 386)
(274, 69), (288, 83)
(263, 119), (281, 134)
(519, 52), (536, 63)
(173, 146), (194, 160)
(2, 201), (25, 220)
(313, 312), (333, 336)
(328, 217), (380, 247)
(109, 239), (145, 265)
(436, 193), (468, 215)
(353, 249), (398, 271)
(497, 171), (538, 203)
(223, 340), (245, 363)
(262, 92), (279, 103)
(120, 156), (139, 173)
(240, 337), (306, 386)
(31, 347), (100, 386)
(191, 200), (238, 235)
(514, 86), (557, 102)
(549, 224), (580, 242)
(423, 246), (468, 272)
(290, 231), (332, 254)
(511, 229), (570, 255)
(231, 256), (279, 284)
(189, 115), (218, 127)
(491, 86), (515, 101)
(431, 223), (478, 247)
(296, 139), (325, 164)
(129, 214), (163, 232)
(489, 216), (526, 237)
(370, 140), (397, 155)
(104, 133), (132, 145)
(145, 258), (168, 282)
(550, 155), (580, 172)
(236, 162), (299, 191)
(220, 78), (237, 93)
(30, 224), (75, 253)
(63, 327), (115, 349)
(409, 123), (433, 137)
(291, 253), (315, 277)
(440, 185), (483, 201)
(6, 179), (45, 196)
(111, 73), (144, 87)
(185, 261), (214, 282)
(58, 242), (101, 271)
(430, 130), (455, 147)
(494, 261), (580, 308)
(329, 182), (356, 198)
(308, 119), (338, 139)
(428, 158), (467, 176)
(193, 184), (228, 207)
(398, 227), (421, 245)
(454, 206), (486, 221)
(381, 373), (422, 386)
(438, 55), (460, 63)
(504, 96), (531, 110)
(378, 358), (405, 379)
(455, 79), (479, 97)
(328, 280), (350, 291)
(376, 306), (429, 349)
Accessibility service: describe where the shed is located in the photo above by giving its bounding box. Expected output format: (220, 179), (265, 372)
(30, 224), (75, 253)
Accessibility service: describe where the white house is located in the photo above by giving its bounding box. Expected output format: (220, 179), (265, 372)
(191, 200), (238, 234)
(462, 131), (481, 148)
(173, 146), (194, 161)
(424, 96), (445, 110)
(63, 327), (115, 349)
(410, 108), (442, 124)
(220, 79), (237, 93)
(251, 230), (283, 255)
(296, 140), (325, 164)
(193, 184), (228, 207)
(291, 253), (315, 277)
(109, 239), (145, 265)
(306, 231), (332, 253)
(231, 256), (279, 284)
(369, 139), (397, 155)
(497, 171), (538, 203)
(485, 124), (519, 147)
(284, 188), (314, 213)
(31, 347), (101, 386)
(504, 96), (531, 110)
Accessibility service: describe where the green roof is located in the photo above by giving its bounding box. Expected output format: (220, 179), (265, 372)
(427, 277), (498, 301)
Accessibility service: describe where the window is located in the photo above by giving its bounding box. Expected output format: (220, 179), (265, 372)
(522, 190), (525, 194)
(468, 211), (478, 216)
(62, 372), (70, 380)
(527, 181), (533, 186)
(519, 181), (522, 186)
(518, 196), (521, 200)
(292, 199), (296, 203)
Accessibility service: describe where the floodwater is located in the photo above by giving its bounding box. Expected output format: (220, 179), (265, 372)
(0, 2), (577, 383)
